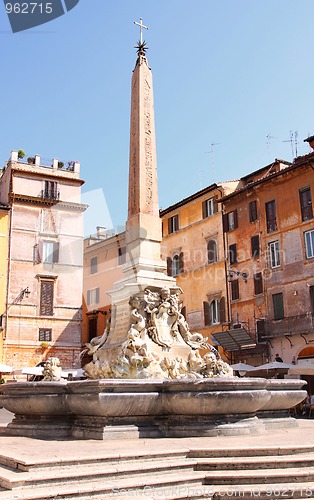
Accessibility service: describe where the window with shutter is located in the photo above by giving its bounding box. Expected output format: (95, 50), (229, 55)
(166, 257), (172, 276)
(228, 243), (237, 265)
(310, 286), (314, 314)
(179, 252), (184, 274)
(52, 242), (59, 263)
(231, 279), (239, 301)
(40, 280), (54, 316)
(118, 247), (126, 265)
(223, 210), (238, 232)
(269, 241), (281, 268)
(43, 241), (53, 263)
(33, 243), (41, 264)
(207, 240), (217, 263)
(300, 187), (313, 222)
(249, 200), (258, 222)
(219, 297), (226, 323)
(251, 235), (260, 258)
(203, 301), (211, 326)
(90, 256), (98, 274)
(168, 214), (179, 234)
(254, 272), (263, 295)
(87, 288), (100, 306)
(39, 328), (52, 341)
(305, 230), (314, 259)
(172, 255), (180, 276)
(202, 196), (218, 218)
(42, 241), (59, 264)
(265, 200), (277, 233)
(272, 293), (284, 320)
(210, 300), (219, 324)
(213, 195), (218, 214)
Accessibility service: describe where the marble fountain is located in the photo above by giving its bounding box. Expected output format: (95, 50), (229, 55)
(0, 284), (306, 440)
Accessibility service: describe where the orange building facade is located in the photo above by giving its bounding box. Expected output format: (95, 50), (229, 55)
(221, 151), (314, 365)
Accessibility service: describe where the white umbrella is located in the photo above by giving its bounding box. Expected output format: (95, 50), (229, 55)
(13, 367), (44, 376)
(0, 363), (13, 373)
(230, 363), (256, 372)
(250, 361), (295, 371)
(289, 363), (314, 376)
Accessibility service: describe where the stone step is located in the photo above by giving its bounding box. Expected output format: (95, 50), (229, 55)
(204, 466), (314, 485)
(0, 471), (206, 499)
(56, 482), (209, 500)
(0, 456), (198, 490)
(0, 449), (188, 471)
(189, 445), (314, 458)
(211, 482), (314, 500)
(195, 452), (314, 470)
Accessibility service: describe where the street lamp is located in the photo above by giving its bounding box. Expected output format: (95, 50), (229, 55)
(227, 269), (248, 283)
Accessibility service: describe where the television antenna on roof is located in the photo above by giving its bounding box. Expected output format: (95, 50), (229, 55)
(205, 141), (221, 183)
(283, 130), (299, 159)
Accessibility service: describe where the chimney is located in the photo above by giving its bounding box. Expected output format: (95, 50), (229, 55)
(304, 135), (314, 150)
(96, 226), (107, 238)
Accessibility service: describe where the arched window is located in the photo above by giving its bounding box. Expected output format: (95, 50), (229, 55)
(207, 240), (217, 263)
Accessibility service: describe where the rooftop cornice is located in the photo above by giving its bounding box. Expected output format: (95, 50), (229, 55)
(219, 159), (313, 203)
(160, 183), (219, 216)
(8, 162), (85, 186)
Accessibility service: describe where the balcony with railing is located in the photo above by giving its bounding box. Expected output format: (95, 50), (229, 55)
(257, 313), (314, 340)
(40, 189), (60, 201)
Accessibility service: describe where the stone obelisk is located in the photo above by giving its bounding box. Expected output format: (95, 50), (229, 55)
(103, 26), (176, 351)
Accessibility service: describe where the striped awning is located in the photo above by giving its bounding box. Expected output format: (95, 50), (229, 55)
(211, 328), (256, 352)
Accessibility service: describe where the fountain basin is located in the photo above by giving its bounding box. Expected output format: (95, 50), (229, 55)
(0, 377), (306, 440)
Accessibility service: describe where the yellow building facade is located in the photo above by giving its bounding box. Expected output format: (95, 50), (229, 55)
(160, 182), (238, 355)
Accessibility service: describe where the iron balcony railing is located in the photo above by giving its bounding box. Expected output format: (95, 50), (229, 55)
(257, 313), (314, 340)
(40, 189), (60, 201)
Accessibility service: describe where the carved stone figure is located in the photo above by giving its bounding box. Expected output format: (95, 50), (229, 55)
(85, 317), (111, 361)
(84, 286), (233, 380)
(43, 357), (62, 381)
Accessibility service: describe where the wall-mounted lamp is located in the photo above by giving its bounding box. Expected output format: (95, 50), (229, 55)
(21, 287), (30, 299)
(227, 269), (248, 283)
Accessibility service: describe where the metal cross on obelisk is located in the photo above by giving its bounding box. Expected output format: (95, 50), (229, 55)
(133, 17), (149, 44)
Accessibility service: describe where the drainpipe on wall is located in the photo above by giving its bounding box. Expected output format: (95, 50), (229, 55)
(217, 187), (231, 330)
(4, 193), (13, 343)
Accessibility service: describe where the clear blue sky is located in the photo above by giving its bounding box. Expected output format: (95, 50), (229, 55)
(1, 1), (313, 235)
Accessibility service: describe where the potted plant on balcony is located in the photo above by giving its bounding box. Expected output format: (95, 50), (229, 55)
(27, 157), (35, 165)
(18, 149), (25, 159)
(58, 161), (64, 169)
